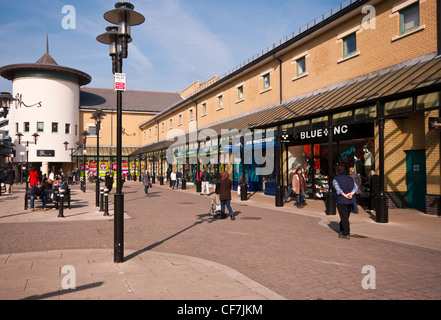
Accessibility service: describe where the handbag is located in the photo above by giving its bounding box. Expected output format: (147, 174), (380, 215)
(149, 182), (152, 188)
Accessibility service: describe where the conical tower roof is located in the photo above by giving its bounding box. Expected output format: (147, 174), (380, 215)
(35, 35), (58, 65)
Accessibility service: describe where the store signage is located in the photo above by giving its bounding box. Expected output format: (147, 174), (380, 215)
(37, 150), (55, 157)
(428, 117), (441, 132)
(281, 122), (374, 145)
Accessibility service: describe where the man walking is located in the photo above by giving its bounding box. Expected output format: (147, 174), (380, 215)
(332, 164), (358, 239)
(142, 169), (151, 195)
(201, 168), (210, 195)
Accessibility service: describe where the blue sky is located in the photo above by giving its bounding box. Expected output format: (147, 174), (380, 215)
(0, 0), (343, 94)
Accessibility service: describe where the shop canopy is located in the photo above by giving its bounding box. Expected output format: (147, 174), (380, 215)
(131, 54), (441, 157)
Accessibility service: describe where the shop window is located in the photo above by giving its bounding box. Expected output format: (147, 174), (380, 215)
(311, 117), (328, 130)
(400, 3), (419, 35)
(385, 98), (413, 115)
(294, 120), (310, 132)
(417, 92), (441, 110)
(333, 111), (353, 126)
(355, 106), (376, 121)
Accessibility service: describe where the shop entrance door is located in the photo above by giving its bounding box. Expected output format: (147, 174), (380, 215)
(405, 150), (426, 209)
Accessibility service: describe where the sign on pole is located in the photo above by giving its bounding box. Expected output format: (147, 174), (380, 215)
(114, 73), (126, 91)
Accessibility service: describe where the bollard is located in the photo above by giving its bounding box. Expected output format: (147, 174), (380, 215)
(275, 185), (284, 207)
(104, 188), (109, 216)
(58, 190), (65, 218)
(100, 187), (104, 212)
(240, 182), (248, 201)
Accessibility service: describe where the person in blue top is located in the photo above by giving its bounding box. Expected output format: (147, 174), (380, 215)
(332, 164), (359, 239)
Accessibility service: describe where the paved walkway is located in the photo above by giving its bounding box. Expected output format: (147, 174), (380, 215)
(0, 181), (440, 300)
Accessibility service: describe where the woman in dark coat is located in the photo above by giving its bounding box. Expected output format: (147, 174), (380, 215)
(4, 166), (15, 194)
(218, 172), (235, 220)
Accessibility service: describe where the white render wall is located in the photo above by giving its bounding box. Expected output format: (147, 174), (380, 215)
(11, 77), (79, 166)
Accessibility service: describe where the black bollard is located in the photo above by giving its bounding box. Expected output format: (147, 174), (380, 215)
(182, 178), (186, 190)
(104, 189), (109, 216)
(100, 187), (104, 212)
(58, 190), (65, 218)
(240, 182), (247, 201)
(275, 185), (284, 207)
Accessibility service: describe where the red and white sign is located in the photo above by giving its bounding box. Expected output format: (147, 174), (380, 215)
(114, 73), (126, 91)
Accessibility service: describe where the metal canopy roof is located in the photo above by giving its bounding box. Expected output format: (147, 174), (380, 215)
(130, 55), (441, 156)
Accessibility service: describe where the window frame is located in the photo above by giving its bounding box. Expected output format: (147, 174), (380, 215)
(296, 56), (306, 77)
(36, 122), (44, 133)
(343, 32), (357, 58)
(400, 3), (419, 35)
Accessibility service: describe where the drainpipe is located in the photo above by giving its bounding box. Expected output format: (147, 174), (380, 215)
(272, 54), (283, 104)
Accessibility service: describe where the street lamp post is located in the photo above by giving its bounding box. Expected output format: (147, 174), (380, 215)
(0, 92), (14, 118)
(81, 131), (89, 192)
(15, 132), (39, 191)
(97, 2), (145, 263)
(91, 109), (106, 207)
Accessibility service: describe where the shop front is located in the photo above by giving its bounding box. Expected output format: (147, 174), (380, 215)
(281, 121), (374, 202)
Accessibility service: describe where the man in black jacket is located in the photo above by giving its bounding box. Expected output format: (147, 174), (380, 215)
(4, 165), (15, 194)
(30, 181), (47, 211)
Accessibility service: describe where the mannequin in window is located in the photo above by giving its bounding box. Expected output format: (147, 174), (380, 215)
(363, 146), (374, 178)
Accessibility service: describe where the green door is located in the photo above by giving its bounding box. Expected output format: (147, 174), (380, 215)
(405, 150), (426, 209)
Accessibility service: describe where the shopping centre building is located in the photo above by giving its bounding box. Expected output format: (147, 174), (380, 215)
(1, 0), (440, 216)
(131, 0), (441, 215)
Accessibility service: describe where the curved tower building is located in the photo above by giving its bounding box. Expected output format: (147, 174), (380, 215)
(0, 38), (91, 177)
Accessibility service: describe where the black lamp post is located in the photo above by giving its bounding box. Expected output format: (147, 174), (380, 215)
(0, 92), (14, 118)
(15, 132), (39, 190)
(91, 108), (106, 207)
(81, 130), (89, 192)
(97, 2), (145, 263)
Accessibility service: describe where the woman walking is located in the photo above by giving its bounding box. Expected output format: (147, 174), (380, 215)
(142, 170), (151, 195)
(218, 172), (235, 220)
(292, 168), (307, 208)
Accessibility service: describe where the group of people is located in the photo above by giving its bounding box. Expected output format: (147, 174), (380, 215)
(27, 167), (69, 211)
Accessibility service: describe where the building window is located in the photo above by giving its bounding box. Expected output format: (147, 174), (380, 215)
(343, 33), (357, 57)
(51, 122), (58, 133)
(189, 109), (193, 121)
(297, 57), (306, 76)
(161, 122), (165, 132)
(218, 95), (223, 109)
(88, 125), (96, 136)
(237, 86), (244, 101)
(155, 125), (157, 135)
(400, 3), (419, 35)
(37, 122), (44, 133)
(263, 73), (270, 90)
(201, 103), (207, 116)
(169, 118), (173, 129)
(149, 128), (152, 138)
(24, 122), (30, 132)
(65, 123), (71, 134)
(75, 125), (78, 136)
(15, 123), (19, 132)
